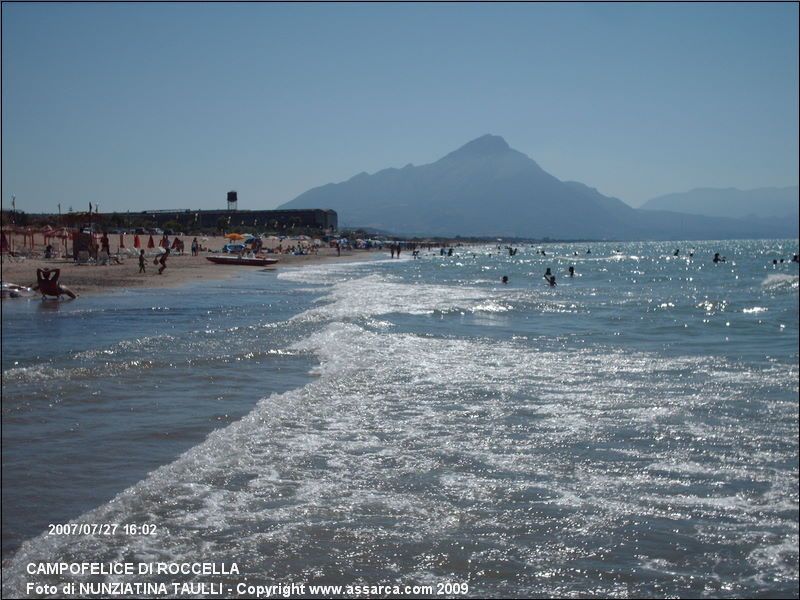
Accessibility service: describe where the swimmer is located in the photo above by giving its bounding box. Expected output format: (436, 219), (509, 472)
(548, 274), (557, 287)
(501, 275), (509, 284)
(713, 252), (726, 263)
(34, 268), (77, 299)
(674, 249), (679, 256)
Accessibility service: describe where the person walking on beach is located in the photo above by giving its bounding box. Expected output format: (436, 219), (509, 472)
(138, 249), (146, 273)
(158, 248), (170, 275)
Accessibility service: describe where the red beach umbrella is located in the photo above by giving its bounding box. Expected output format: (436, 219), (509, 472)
(133, 234), (141, 249)
(147, 235), (155, 249)
(171, 236), (181, 249)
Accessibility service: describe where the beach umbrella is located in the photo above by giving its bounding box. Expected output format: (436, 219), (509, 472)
(147, 235), (155, 249)
(171, 236), (181, 249)
(119, 233), (126, 248)
(133, 234), (141, 249)
(56, 228), (71, 254)
(225, 232), (246, 241)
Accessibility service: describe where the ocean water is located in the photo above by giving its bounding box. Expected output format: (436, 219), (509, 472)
(2, 239), (798, 598)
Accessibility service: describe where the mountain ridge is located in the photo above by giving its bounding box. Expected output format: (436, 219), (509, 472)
(279, 136), (798, 239)
(641, 186), (798, 219)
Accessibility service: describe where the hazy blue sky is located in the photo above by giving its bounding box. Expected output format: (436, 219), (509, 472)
(3, 2), (798, 213)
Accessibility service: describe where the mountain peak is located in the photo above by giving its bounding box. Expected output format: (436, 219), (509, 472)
(444, 134), (511, 159)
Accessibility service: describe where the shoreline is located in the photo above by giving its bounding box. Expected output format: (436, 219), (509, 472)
(1, 247), (387, 297)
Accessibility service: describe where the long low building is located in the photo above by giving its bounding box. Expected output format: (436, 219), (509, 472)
(139, 208), (338, 231)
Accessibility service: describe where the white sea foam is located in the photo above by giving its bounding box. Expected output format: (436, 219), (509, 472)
(4, 311), (798, 596)
(762, 273), (799, 290)
(4, 252), (798, 597)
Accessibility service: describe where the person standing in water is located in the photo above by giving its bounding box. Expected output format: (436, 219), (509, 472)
(568, 265), (575, 277)
(544, 267), (552, 282)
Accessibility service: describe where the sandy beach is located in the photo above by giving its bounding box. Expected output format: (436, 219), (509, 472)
(1, 234), (385, 296)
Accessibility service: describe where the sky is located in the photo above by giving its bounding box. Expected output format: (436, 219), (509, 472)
(2, 2), (798, 214)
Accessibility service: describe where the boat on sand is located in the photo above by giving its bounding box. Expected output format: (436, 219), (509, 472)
(206, 256), (279, 267)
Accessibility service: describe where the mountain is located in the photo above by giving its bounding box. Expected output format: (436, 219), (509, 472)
(640, 187), (799, 220)
(279, 135), (798, 239)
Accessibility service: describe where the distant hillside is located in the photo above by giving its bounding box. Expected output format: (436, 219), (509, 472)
(641, 187), (799, 220)
(279, 135), (798, 240)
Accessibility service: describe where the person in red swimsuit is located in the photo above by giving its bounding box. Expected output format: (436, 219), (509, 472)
(35, 268), (77, 299)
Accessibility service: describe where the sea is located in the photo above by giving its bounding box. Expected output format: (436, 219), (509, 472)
(2, 239), (798, 598)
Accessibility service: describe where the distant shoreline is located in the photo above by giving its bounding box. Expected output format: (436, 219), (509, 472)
(1, 244), (386, 298)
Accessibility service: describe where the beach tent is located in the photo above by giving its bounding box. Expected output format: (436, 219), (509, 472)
(147, 235), (155, 249)
(171, 236), (181, 249)
(133, 235), (141, 249)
